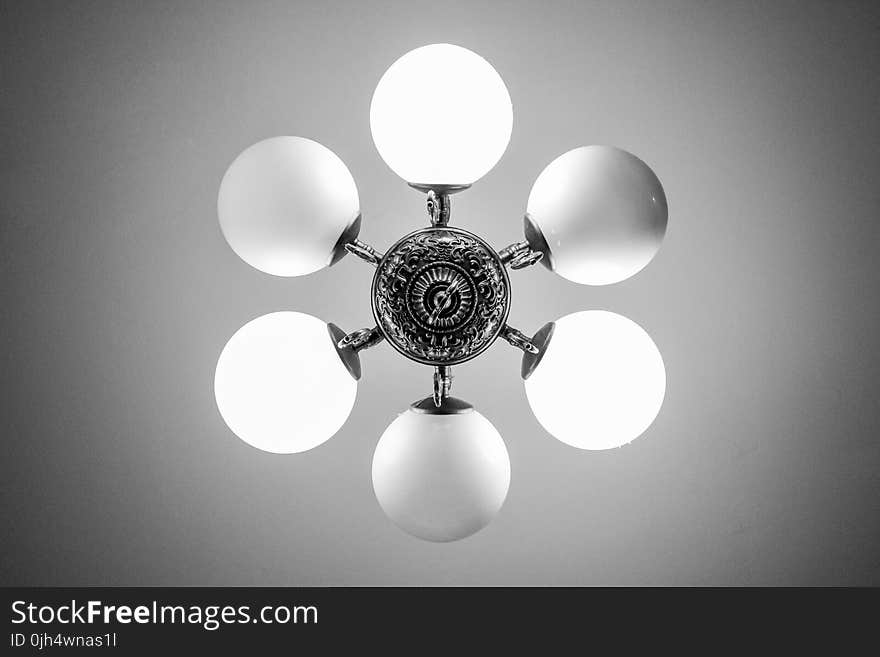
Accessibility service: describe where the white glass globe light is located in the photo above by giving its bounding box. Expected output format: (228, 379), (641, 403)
(214, 311), (357, 454)
(372, 402), (510, 542)
(524, 311), (665, 450)
(526, 145), (667, 285)
(369, 43), (513, 186)
(218, 136), (360, 277)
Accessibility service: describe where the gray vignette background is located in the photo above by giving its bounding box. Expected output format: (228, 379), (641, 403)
(1, 0), (879, 586)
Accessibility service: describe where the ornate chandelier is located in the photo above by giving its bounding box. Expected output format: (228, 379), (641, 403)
(214, 44), (668, 542)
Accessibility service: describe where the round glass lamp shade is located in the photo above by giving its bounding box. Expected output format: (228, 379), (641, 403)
(218, 136), (360, 277)
(214, 311), (357, 454)
(372, 402), (510, 542)
(369, 43), (513, 186)
(526, 146), (667, 285)
(524, 311), (665, 450)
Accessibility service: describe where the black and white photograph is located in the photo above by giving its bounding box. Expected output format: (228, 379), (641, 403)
(2, 0), (878, 647)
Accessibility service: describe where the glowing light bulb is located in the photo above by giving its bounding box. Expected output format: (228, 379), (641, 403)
(372, 399), (510, 542)
(214, 311), (356, 454)
(524, 311), (665, 450)
(526, 146), (667, 285)
(218, 136), (360, 277)
(370, 43), (513, 186)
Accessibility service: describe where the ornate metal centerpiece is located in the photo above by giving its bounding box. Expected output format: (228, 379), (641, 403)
(372, 226), (509, 366)
(338, 188), (546, 406)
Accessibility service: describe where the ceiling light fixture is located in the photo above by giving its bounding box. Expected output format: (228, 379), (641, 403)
(215, 43), (668, 542)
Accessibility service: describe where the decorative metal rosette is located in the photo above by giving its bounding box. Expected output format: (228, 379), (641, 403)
(372, 227), (510, 364)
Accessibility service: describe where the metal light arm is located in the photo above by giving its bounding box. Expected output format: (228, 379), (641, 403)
(433, 366), (453, 407)
(337, 326), (384, 352)
(499, 325), (540, 354)
(426, 190), (451, 227)
(519, 322), (555, 380)
(407, 183), (471, 227)
(498, 240), (544, 270)
(328, 324), (384, 382)
(345, 238), (384, 266)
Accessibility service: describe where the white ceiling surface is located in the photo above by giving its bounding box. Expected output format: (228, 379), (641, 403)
(1, 0), (878, 584)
